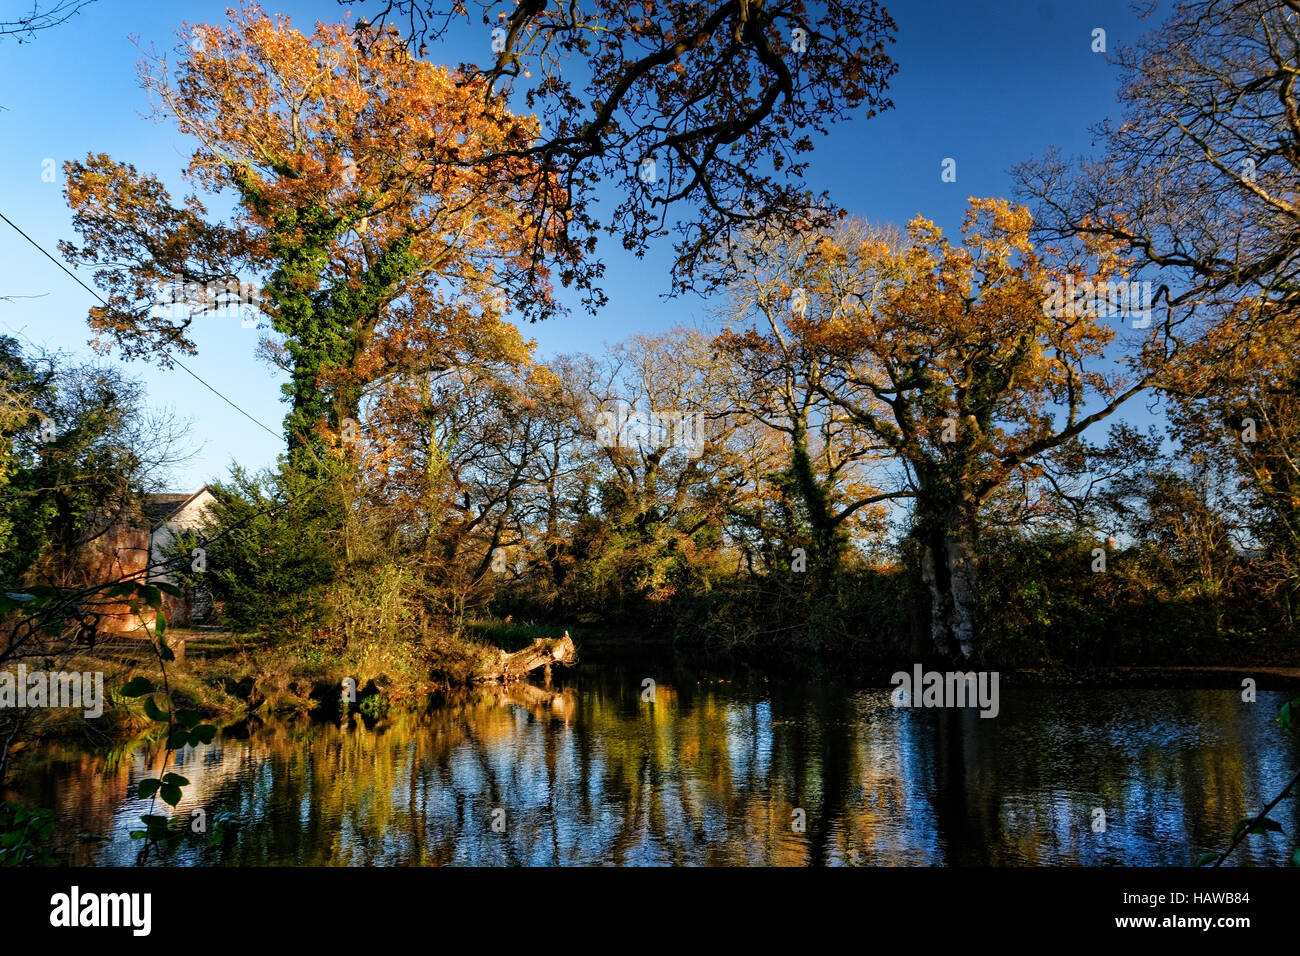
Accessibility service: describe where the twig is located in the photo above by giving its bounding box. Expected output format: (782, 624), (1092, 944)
(1212, 765), (1300, 866)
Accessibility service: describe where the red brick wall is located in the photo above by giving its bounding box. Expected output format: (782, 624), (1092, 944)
(80, 521), (152, 632)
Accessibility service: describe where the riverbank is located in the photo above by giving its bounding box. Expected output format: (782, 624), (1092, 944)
(9, 620), (1298, 755)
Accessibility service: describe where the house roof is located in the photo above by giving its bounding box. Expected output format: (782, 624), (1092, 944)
(144, 486), (212, 529)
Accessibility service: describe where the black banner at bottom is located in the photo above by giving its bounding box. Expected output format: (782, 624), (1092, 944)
(0, 865), (1281, 942)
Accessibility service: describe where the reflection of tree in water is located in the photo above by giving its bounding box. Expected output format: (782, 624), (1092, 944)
(10, 683), (1299, 865)
(918, 689), (1296, 865)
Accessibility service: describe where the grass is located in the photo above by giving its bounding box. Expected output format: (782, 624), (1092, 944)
(462, 617), (574, 652)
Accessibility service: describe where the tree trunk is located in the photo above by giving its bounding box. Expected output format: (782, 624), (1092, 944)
(789, 423), (848, 593)
(915, 503), (979, 660)
(473, 632), (577, 682)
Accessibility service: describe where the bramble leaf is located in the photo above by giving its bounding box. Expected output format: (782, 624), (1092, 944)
(191, 725), (217, 745)
(120, 677), (154, 698)
(142, 696), (168, 723)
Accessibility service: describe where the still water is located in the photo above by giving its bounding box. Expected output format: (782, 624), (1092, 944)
(10, 665), (1300, 865)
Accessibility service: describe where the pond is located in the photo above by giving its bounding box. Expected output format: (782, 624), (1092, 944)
(8, 664), (1299, 865)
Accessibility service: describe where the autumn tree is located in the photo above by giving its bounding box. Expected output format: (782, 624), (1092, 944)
(1014, 0), (1300, 582)
(498, 353), (601, 611)
(1107, 458), (1245, 615)
(711, 403), (804, 577)
(361, 337), (562, 624)
(1010, 0), (1300, 651)
(717, 225), (902, 592)
(341, 0), (899, 288)
(60, 4), (583, 476)
(1163, 308), (1300, 623)
(1016, 0), (1300, 329)
(736, 200), (1164, 659)
(555, 330), (747, 619)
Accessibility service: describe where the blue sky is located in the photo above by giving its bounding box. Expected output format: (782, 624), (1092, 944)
(0, 0), (1156, 489)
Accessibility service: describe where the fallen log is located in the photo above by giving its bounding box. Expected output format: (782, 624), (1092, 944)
(473, 631), (577, 683)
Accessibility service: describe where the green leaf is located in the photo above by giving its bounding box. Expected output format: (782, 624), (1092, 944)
(155, 583), (182, 598)
(158, 784), (182, 808)
(167, 729), (191, 750)
(161, 773), (189, 787)
(1195, 852), (1218, 867)
(139, 585), (162, 609)
(1291, 847), (1300, 867)
(154, 614), (166, 638)
(191, 725), (217, 745)
(175, 709), (200, 730)
(1232, 816), (1283, 838)
(120, 677), (155, 698)
(106, 584), (135, 598)
(142, 696), (168, 723)
(139, 816), (171, 839)
(158, 640), (174, 663)
(136, 779), (161, 800)
(1279, 699), (1298, 734)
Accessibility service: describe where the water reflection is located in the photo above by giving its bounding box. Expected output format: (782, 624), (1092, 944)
(8, 668), (1298, 865)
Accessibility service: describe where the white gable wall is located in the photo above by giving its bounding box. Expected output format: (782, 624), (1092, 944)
(148, 489), (216, 585)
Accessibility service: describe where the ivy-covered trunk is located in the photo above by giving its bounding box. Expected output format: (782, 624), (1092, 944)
(237, 174), (415, 474)
(788, 422), (848, 593)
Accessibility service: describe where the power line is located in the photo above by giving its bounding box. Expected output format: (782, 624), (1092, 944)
(169, 362), (281, 440)
(0, 208), (282, 440)
(0, 209), (102, 302)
